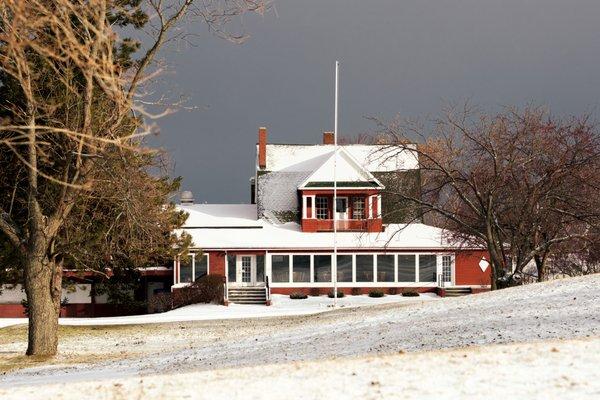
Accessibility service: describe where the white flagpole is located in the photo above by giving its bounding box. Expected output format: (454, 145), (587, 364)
(333, 60), (339, 306)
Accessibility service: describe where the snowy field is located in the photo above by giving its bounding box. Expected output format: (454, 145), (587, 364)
(0, 292), (438, 328)
(1, 274), (599, 399)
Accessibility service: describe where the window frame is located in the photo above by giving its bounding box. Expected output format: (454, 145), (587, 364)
(315, 196), (329, 220)
(355, 254), (375, 283)
(418, 254), (438, 283)
(194, 253), (210, 281)
(271, 254), (290, 283)
(352, 197), (365, 220)
(292, 254), (311, 283)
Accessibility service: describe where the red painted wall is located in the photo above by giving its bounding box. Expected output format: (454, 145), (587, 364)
(0, 304), (26, 318)
(0, 304), (146, 318)
(209, 251), (226, 276)
(455, 250), (491, 286)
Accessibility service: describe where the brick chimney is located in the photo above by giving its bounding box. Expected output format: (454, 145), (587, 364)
(258, 127), (267, 169)
(323, 131), (334, 145)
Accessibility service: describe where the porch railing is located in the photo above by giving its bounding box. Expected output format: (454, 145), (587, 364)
(223, 275), (228, 303)
(265, 276), (271, 303)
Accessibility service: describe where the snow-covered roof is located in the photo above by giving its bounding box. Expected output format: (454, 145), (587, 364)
(298, 148), (384, 189)
(261, 144), (418, 172)
(178, 221), (463, 251)
(179, 204), (260, 228)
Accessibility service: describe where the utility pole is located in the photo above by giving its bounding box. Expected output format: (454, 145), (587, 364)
(333, 60), (339, 307)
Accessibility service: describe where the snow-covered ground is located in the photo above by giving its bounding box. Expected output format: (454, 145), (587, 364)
(0, 293), (437, 328)
(2, 338), (598, 400)
(1, 274), (599, 399)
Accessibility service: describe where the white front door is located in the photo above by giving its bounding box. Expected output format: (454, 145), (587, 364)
(237, 255), (256, 286)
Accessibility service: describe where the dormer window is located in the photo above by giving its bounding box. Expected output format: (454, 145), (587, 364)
(316, 196), (329, 219)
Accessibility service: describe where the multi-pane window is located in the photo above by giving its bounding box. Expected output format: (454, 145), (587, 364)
(336, 255), (353, 282)
(316, 196), (329, 219)
(419, 254), (437, 282)
(352, 197), (365, 219)
(292, 255), (310, 283)
(262, 253), (450, 286)
(241, 256), (252, 283)
(377, 255), (395, 282)
(356, 255), (374, 282)
(272, 255), (290, 283)
(398, 254), (416, 282)
(442, 255), (452, 282)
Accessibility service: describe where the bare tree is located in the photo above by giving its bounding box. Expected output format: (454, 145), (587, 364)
(372, 105), (600, 289)
(0, 0), (266, 356)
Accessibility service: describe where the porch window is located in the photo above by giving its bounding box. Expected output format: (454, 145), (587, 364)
(398, 254), (416, 282)
(195, 254), (208, 280)
(314, 255), (332, 282)
(377, 255), (395, 282)
(419, 254), (437, 282)
(256, 255), (265, 283)
(272, 255), (290, 283)
(292, 255), (310, 283)
(227, 254), (236, 283)
(316, 196), (329, 219)
(180, 255), (193, 283)
(336, 255), (353, 282)
(356, 255), (374, 282)
(352, 197), (365, 219)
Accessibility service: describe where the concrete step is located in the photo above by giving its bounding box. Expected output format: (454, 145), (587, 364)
(228, 287), (267, 305)
(228, 290), (265, 293)
(444, 287), (472, 297)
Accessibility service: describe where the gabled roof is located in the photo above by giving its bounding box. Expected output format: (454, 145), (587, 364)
(298, 148), (384, 189)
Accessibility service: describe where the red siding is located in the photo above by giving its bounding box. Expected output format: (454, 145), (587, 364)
(455, 250), (491, 286)
(0, 304), (26, 318)
(0, 304), (146, 318)
(271, 287), (437, 295)
(209, 251), (226, 276)
(301, 218), (382, 232)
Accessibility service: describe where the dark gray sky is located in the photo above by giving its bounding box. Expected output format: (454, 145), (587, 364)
(152, 0), (600, 204)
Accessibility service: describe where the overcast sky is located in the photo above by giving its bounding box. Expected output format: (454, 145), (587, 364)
(151, 0), (600, 204)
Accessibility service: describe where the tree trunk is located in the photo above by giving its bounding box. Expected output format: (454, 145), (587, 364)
(534, 255), (546, 282)
(489, 260), (498, 290)
(23, 252), (62, 356)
